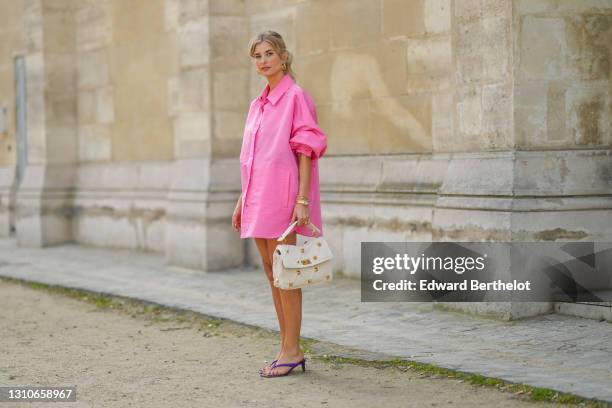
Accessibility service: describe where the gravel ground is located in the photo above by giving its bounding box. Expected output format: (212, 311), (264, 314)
(0, 279), (580, 408)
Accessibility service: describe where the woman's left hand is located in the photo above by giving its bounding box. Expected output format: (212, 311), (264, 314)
(292, 203), (310, 227)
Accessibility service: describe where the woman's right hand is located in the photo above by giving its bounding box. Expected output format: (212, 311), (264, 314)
(232, 199), (242, 232)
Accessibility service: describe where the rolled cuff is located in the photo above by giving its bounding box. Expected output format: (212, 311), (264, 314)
(292, 143), (314, 158)
(289, 131), (327, 160)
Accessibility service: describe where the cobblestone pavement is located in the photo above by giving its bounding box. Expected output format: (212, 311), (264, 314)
(0, 238), (610, 403)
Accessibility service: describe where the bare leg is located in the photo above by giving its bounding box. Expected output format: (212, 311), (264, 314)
(262, 232), (305, 376)
(254, 238), (285, 364)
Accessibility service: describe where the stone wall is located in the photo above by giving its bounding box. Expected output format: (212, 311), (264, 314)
(0, 0), (610, 319)
(73, 0), (176, 252)
(0, 0), (26, 235)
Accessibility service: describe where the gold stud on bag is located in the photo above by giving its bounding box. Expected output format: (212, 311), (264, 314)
(272, 220), (334, 289)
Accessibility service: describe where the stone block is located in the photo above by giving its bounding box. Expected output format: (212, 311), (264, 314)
(74, 190), (167, 251)
(46, 92), (77, 127)
(167, 76), (180, 117)
(435, 302), (553, 321)
(288, 52), (333, 101)
(77, 48), (110, 89)
(514, 0), (554, 14)
(179, 0), (209, 23)
(317, 223), (343, 274)
(76, 2), (112, 51)
(179, 66), (211, 111)
(455, 0), (481, 20)
(96, 86), (114, 124)
(23, 1), (43, 53)
(368, 95), (432, 153)
(164, 0), (179, 31)
(482, 0), (510, 18)
(556, 302), (612, 322)
(46, 53), (77, 94)
(406, 36), (452, 92)
(512, 209), (612, 241)
(211, 16), (248, 62)
(382, 0), (425, 38)
(78, 90), (96, 124)
(374, 39), (408, 96)
(331, 0), (380, 48)
(546, 81), (567, 142)
(519, 16), (566, 80)
(76, 161), (172, 191)
(482, 83), (512, 149)
(372, 204), (434, 240)
(78, 124), (111, 161)
(513, 149), (612, 196)
(244, 0), (308, 15)
(208, 158), (240, 191)
(432, 207), (512, 241)
(206, 219), (245, 270)
(555, 0), (612, 13)
(316, 99), (369, 154)
(439, 152), (515, 196)
(566, 14), (612, 81)
(176, 138), (210, 159)
(481, 16), (510, 82)
(25, 52), (44, 91)
(457, 86), (482, 136)
(406, 37), (452, 74)
(328, 51), (376, 100)
(455, 18), (483, 85)
(213, 68), (249, 110)
(174, 112), (211, 143)
(75, 210), (139, 249)
(425, 0), (451, 34)
(44, 8), (76, 54)
(514, 81), (547, 148)
(18, 209), (74, 247)
(567, 83), (610, 146)
(213, 110), (245, 141)
(210, 0), (245, 15)
(432, 92), (455, 152)
(379, 154), (447, 192)
(319, 156), (382, 192)
(178, 17), (210, 68)
(295, 1), (331, 55)
(324, 40), (407, 100)
(47, 126), (77, 163)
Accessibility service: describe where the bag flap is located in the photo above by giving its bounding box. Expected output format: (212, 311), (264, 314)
(276, 238), (333, 269)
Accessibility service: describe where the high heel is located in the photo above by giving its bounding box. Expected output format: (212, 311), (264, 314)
(259, 358), (306, 378)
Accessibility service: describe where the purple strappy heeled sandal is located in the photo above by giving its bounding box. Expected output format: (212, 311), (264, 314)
(259, 359), (278, 374)
(259, 358), (306, 378)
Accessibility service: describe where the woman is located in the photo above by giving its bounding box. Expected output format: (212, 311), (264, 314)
(231, 30), (327, 378)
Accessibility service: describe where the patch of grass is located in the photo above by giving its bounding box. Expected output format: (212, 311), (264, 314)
(316, 355), (609, 407)
(0, 276), (224, 334)
(298, 337), (319, 355)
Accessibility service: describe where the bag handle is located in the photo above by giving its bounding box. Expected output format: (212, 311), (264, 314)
(277, 220), (322, 242)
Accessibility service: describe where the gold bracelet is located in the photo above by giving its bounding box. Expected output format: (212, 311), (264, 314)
(296, 198), (309, 206)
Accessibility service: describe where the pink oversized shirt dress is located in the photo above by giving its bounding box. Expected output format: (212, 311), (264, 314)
(239, 74), (327, 239)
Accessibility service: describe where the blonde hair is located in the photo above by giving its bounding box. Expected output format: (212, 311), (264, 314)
(248, 31), (296, 80)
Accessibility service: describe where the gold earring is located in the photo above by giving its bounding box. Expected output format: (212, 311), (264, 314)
(281, 63), (287, 71)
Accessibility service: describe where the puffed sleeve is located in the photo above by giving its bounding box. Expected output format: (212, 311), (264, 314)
(289, 91), (327, 160)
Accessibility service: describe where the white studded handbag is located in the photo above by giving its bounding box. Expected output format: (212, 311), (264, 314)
(272, 220), (334, 289)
